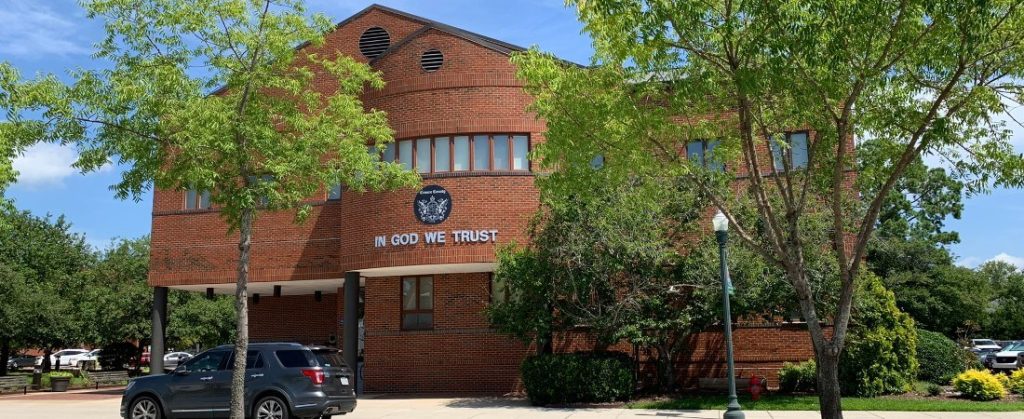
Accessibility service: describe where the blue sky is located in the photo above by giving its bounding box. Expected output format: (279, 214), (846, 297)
(1, 0), (1021, 268)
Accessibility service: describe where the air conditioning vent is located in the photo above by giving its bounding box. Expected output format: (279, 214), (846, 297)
(421, 49), (444, 72)
(359, 27), (390, 59)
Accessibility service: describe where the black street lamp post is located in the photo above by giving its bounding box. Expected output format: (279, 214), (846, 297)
(713, 211), (744, 419)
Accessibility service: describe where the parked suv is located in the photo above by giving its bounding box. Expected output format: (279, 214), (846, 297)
(120, 343), (356, 419)
(991, 341), (1024, 371)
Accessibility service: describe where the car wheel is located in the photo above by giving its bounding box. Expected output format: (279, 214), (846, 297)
(129, 396), (161, 419)
(253, 395), (289, 419)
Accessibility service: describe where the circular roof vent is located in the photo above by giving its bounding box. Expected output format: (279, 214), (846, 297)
(359, 27), (390, 59)
(421, 49), (444, 72)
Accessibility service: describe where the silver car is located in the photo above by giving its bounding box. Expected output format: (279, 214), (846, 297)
(162, 352), (193, 371)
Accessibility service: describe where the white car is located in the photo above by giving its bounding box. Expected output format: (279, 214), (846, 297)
(990, 341), (1024, 371)
(162, 351), (193, 371)
(971, 338), (1003, 352)
(34, 348), (91, 368)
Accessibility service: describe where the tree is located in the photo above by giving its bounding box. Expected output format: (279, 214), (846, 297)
(0, 1), (417, 416)
(516, 1), (1024, 417)
(978, 261), (1024, 339)
(0, 208), (95, 372)
(882, 265), (990, 339)
(81, 237), (154, 348)
(489, 176), (794, 391)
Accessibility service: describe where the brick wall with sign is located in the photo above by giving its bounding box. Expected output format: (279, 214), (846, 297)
(150, 4), (844, 395)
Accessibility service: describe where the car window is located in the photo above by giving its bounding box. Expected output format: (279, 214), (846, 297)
(184, 351), (229, 372)
(227, 351), (264, 370)
(275, 350), (316, 368)
(1004, 342), (1024, 351)
(312, 350), (346, 368)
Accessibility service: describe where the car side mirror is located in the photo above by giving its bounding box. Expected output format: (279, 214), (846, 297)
(173, 366), (190, 376)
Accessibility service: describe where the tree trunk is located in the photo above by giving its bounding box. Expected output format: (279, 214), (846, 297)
(229, 208), (253, 419)
(656, 344), (675, 393)
(0, 337), (10, 376)
(815, 350), (843, 419)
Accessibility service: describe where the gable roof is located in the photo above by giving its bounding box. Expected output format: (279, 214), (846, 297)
(342, 4), (529, 60)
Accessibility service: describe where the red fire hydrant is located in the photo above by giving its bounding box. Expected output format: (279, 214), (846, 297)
(748, 375), (765, 401)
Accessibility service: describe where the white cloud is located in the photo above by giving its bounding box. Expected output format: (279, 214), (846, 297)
(990, 252), (1024, 269)
(0, 1), (89, 57)
(11, 142), (104, 187)
(959, 253), (1024, 269)
(12, 143), (78, 186)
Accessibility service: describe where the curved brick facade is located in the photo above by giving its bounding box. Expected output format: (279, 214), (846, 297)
(150, 5), (822, 394)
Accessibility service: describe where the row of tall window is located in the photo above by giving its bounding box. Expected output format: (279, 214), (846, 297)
(184, 133), (808, 209)
(375, 134), (530, 174)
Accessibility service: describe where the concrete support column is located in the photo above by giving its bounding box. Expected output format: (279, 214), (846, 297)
(150, 286), (168, 374)
(343, 271), (360, 390)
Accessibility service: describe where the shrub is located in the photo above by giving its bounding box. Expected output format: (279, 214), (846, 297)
(952, 369), (1006, 401)
(1007, 369), (1024, 394)
(839, 274), (918, 396)
(48, 371), (73, 379)
(926, 383), (942, 396)
(520, 352), (634, 405)
(778, 359), (817, 394)
(916, 329), (973, 384)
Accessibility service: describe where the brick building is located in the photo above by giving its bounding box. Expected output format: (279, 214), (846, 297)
(148, 4), (819, 394)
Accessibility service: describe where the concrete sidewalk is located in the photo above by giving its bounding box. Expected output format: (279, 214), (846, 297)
(0, 391), (1020, 418)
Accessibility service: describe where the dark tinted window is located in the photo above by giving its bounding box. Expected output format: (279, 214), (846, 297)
(185, 351), (229, 372)
(312, 350), (346, 368)
(275, 350), (315, 368)
(227, 351), (264, 370)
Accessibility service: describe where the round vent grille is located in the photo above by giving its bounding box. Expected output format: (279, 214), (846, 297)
(421, 49), (444, 72)
(359, 27), (390, 59)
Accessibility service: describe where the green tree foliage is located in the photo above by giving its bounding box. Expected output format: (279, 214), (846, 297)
(0, 207), (95, 372)
(883, 266), (990, 339)
(516, 1), (1024, 416)
(978, 261), (1024, 339)
(839, 274), (917, 397)
(82, 237), (236, 351)
(1, 1), (418, 416)
(489, 176), (792, 391)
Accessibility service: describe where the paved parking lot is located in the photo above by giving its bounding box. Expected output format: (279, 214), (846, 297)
(1, 389), (1023, 419)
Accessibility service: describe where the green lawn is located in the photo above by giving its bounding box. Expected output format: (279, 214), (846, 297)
(628, 394), (1024, 412)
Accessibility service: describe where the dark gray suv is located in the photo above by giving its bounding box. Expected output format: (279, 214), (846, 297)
(120, 343), (356, 419)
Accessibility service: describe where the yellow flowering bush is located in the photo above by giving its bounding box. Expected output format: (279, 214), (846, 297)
(951, 369), (1007, 401)
(1008, 369), (1024, 394)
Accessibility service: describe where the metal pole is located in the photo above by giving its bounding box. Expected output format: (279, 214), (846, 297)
(717, 230), (744, 419)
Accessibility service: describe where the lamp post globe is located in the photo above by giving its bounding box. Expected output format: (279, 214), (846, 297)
(713, 210), (744, 419)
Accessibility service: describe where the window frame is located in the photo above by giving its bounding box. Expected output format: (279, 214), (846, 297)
(375, 134), (531, 175)
(400, 276), (434, 331)
(770, 130), (810, 172)
(685, 139), (724, 172)
(488, 272), (507, 304)
(184, 189), (211, 210)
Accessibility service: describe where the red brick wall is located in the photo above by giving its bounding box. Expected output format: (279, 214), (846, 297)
(243, 271), (821, 393)
(149, 6), (544, 287)
(248, 293), (339, 345)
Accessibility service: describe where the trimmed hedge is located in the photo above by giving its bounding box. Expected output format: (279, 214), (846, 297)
(520, 352), (634, 405)
(952, 369), (1006, 401)
(916, 329), (972, 384)
(778, 359), (817, 394)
